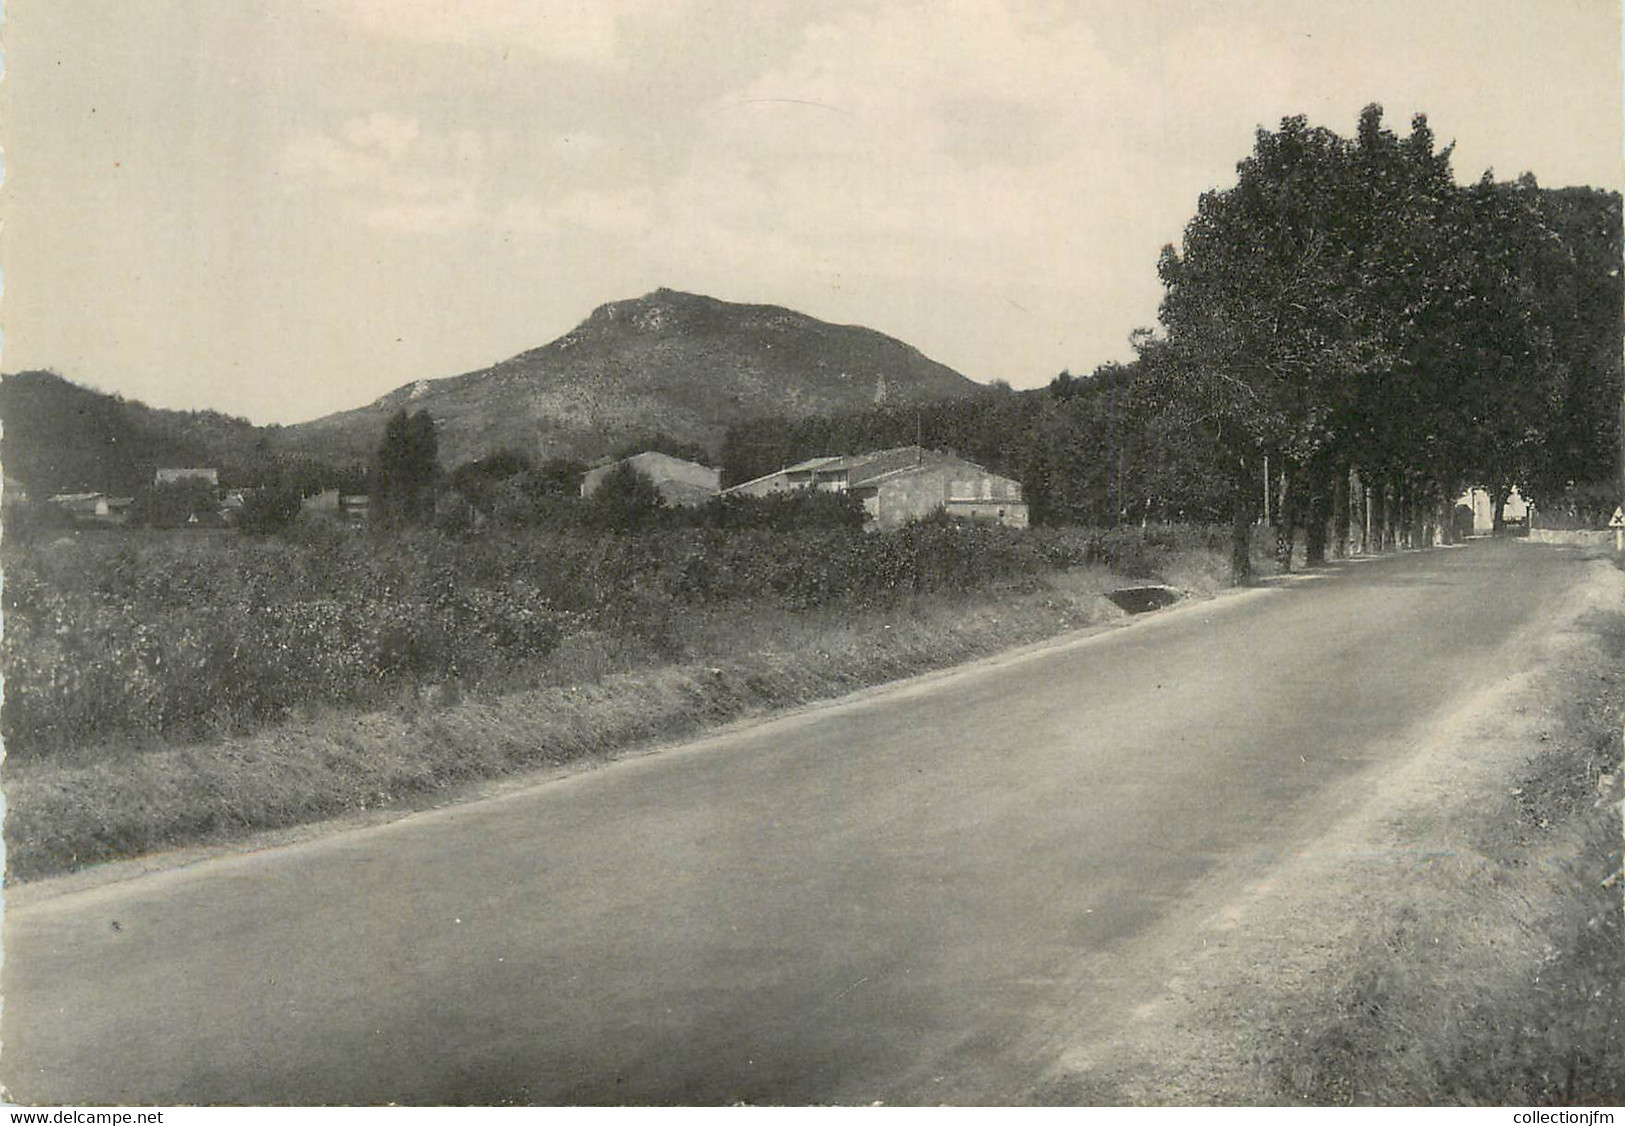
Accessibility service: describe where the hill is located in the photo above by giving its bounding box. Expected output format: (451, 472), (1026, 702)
(0, 370), (280, 497)
(278, 289), (983, 465)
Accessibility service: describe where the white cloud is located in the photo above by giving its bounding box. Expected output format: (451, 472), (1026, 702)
(341, 111), (422, 160)
(280, 114), (489, 234)
(502, 188), (656, 238)
(324, 0), (622, 62)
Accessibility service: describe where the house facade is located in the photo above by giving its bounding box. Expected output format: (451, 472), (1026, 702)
(725, 446), (1029, 530)
(581, 451), (722, 507)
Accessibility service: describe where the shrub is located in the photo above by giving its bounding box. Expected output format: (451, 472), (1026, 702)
(128, 479), (219, 528)
(584, 463), (665, 531)
(236, 482), (304, 534)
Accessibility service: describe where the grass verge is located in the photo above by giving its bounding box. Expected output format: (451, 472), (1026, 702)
(1033, 549), (1622, 1107)
(5, 561), (1198, 882)
(1270, 599), (1623, 1104)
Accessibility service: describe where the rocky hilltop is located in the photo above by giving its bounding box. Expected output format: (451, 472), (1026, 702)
(280, 288), (982, 465)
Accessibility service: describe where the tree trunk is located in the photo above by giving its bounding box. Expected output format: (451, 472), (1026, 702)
(1362, 481), (1373, 554)
(1330, 465), (1350, 559)
(1387, 479), (1402, 549)
(1231, 490), (1254, 586)
(1490, 483), (1509, 535)
(1274, 465), (1294, 573)
(1353, 469), (1369, 555)
(1230, 460), (1255, 586)
(1305, 477), (1329, 566)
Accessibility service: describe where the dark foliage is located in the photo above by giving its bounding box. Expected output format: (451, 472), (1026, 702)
(1147, 105), (1623, 578)
(0, 369), (367, 498)
(583, 463), (665, 531)
(721, 375), (1232, 528)
(128, 479), (221, 529)
(372, 409), (441, 527)
(449, 448), (535, 514)
(236, 481), (305, 535)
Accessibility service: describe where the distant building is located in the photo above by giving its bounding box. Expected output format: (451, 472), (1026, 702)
(721, 455), (849, 496)
(301, 488), (341, 514)
(1456, 487), (1530, 534)
(47, 492), (133, 525)
(581, 451), (722, 507)
(3, 476), (28, 509)
(724, 446), (1028, 530)
(155, 467), (220, 487)
(340, 494), (371, 525)
(50, 492), (110, 518)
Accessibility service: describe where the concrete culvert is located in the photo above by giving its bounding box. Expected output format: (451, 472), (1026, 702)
(1104, 586), (1182, 614)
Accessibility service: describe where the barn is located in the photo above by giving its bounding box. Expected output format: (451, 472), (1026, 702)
(724, 446), (1028, 530)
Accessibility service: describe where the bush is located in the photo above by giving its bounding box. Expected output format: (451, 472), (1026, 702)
(236, 482), (304, 534)
(584, 463), (665, 531)
(693, 491), (867, 532)
(129, 479), (219, 528)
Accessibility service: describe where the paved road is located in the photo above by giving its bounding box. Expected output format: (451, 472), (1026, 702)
(1, 541), (1584, 1105)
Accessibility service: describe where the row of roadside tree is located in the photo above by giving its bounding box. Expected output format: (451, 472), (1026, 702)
(723, 106), (1622, 582)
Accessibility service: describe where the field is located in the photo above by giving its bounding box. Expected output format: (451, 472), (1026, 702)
(2, 520), (1242, 880)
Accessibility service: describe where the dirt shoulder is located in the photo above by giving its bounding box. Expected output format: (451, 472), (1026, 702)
(1038, 548), (1625, 1105)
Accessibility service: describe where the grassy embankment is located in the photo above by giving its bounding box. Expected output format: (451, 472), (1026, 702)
(1032, 547), (1622, 1107)
(3, 521), (1247, 882)
(1263, 555), (1623, 1106)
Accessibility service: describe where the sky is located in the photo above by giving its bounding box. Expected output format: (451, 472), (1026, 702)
(2, 0), (1621, 424)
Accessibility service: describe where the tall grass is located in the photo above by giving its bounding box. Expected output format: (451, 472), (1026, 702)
(2, 521), (1230, 760)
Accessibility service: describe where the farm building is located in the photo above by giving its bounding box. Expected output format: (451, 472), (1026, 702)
(340, 494), (371, 524)
(47, 492), (133, 525)
(581, 451), (721, 507)
(301, 488), (341, 514)
(721, 454), (848, 496)
(154, 467), (220, 487)
(725, 446), (1028, 530)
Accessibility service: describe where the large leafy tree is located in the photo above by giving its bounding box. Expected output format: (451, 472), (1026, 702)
(1145, 107), (1568, 578)
(1152, 114), (1380, 580)
(1332, 109), (1461, 551)
(1520, 186), (1624, 520)
(1417, 174), (1562, 530)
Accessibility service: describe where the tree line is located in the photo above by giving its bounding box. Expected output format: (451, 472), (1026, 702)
(722, 106), (1622, 581)
(1147, 105), (1621, 580)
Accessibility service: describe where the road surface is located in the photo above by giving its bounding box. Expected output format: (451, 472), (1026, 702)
(0, 541), (1585, 1104)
